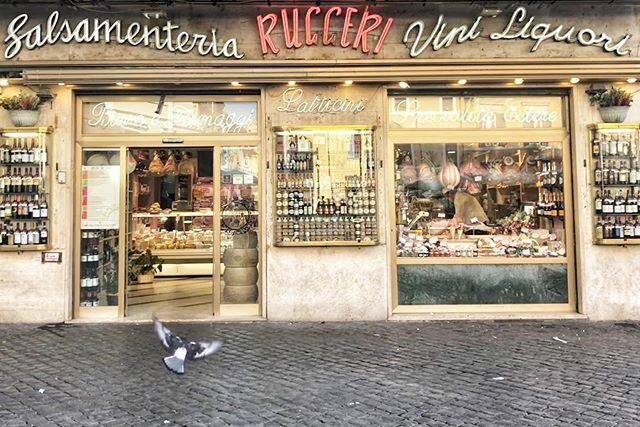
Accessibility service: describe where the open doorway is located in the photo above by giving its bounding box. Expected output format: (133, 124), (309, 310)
(126, 147), (215, 319)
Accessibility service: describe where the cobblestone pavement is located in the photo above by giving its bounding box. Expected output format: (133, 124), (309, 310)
(1, 320), (640, 426)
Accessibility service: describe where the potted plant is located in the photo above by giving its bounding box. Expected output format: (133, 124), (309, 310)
(0, 90), (44, 126)
(128, 249), (164, 284)
(587, 86), (634, 123)
(104, 270), (119, 306)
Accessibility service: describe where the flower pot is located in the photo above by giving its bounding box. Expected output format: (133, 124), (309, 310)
(599, 106), (630, 123)
(8, 110), (40, 127)
(107, 294), (119, 306)
(136, 273), (155, 284)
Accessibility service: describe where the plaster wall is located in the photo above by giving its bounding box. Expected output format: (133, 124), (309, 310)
(0, 86), (74, 322)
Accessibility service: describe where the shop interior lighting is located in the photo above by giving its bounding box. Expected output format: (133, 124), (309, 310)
(627, 78), (638, 83)
(514, 78), (524, 85)
(142, 10), (167, 20)
(457, 79), (467, 85)
(116, 82), (124, 86)
(344, 80), (353, 86)
(398, 81), (410, 89)
(58, 82), (65, 86)
(0, 79), (8, 87)
(570, 77), (581, 84)
(4, 132), (39, 138)
(480, 7), (503, 18)
(231, 81), (241, 86)
(287, 81), (296, 86)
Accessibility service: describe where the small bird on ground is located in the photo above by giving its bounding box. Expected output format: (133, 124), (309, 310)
(153, 316), (223, 374)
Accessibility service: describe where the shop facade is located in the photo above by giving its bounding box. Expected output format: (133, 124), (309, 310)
(1, 1), (640, 322)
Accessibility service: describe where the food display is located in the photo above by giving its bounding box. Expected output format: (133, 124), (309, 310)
(589, 124), (640, 244)
(394, 141), (567, 258)
(273, 127), (378, 246)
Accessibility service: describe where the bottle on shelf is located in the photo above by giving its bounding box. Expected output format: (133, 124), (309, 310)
(594, 161), (602, 185)
(595, 190), (603, 214)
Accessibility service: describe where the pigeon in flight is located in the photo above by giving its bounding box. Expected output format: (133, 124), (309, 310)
(153, 316), (223, 374)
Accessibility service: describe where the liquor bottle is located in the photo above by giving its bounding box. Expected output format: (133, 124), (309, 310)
(6, 223), (14, 245)
(13, 222), (21, 245)
(558, 192), (565, 217)
(40, 196), (48, 218)
(40, 138), (48, 165)
(595, 217), (604, 240)
(619, 134), (627, 156)
(635, 218), (640, 238)
(619, 162), (629, 184)
(40, 225), (48, 245)
(27, 140), (35, 163)
(592, 133), (601, 156)
(18, 197), (27, 219)
(31, 195), (40, 218)
(21, 140), (29, 163)
(630, 160), (638, 185)
(610, 134), (618, 155)
(615, 217), (624, 239)
(11, 196), (18, 219)
(610, 161), (618, 185)
(625, 218), (635, 238)
(614, 190), (625, 214)
(594, 161), (602, 185)
(4, 197), (11, 218)
(595, 190), (603, 214)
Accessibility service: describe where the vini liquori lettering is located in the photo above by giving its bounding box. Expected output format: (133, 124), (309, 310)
(3, 10), (244, 60)
(277, 88), (367, 114)
(256, 6), (393, 55)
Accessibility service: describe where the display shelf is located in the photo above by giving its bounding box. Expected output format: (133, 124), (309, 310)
(595, 238), (640, 245)
(595, 183), (640, 187)
(396, 256), (568, 265)
(1, 217), (48, 221)
(275, 240), (377, 247)
(132, 211), (214, 218)
(153, 248), (214, 260)
(0, 244), (47, 251)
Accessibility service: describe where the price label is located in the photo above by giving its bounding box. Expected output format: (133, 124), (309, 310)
(438, 213), (446, 218)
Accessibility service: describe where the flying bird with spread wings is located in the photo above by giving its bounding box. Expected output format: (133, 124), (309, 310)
(153, 316), (223, 374)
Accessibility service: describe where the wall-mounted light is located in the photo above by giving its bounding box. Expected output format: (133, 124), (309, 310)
(480, 7), (503, 18)
(142, 10), (167, 20)
(231, 81), (241, 86)
(344, 80), (353, 86)
(457, 79), (467, 85)
(287, 81), (296, 86)
(116, 82), (124, 86)
(399, 81), (410, 89)
(0, 79), (8, 87)
(627, 78), (638, 84)
(58, 82), (66, 86)
(570, 77), (580, 84)
(514, 78), (524, 85)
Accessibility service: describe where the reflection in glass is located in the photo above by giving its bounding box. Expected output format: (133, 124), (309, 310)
(394, 142), (566, 258)
(220, 147), (260, 306)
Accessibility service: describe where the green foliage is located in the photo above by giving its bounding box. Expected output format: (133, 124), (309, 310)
(104, 270), (118, 295)
(587, 86), (634, 107)
(128, 249), (164, 282)
(0, 90), (43, 110)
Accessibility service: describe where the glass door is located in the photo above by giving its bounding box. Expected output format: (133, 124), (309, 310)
(126, 147), (215, 320)
(218, 146), (260, 316)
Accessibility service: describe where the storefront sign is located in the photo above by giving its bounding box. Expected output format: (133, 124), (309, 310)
(404, 6), (632, 57)
(4, 10), (243, 60)
(390, 95), (563, 129)
(256, 6), (393, 55)
(277, 88), (367, 114)
(81, 165), (120, 230)
(82, 100), (257, 135)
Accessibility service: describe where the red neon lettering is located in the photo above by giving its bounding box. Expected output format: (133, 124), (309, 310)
(373, 17), (394, 54)
(257, 13), (280, 55)
(305, 6), (321, 46)
(352, 7), (383, 53)
(323, 6), (342, 45)
(340, 7), (358, 48)
(281, 8), (302, 49)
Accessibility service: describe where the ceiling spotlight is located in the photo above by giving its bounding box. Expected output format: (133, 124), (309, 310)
(399, 81), (410, 89)
(457, 79), (467, 85)
(514, 78), (524, 85)
(142, 9), (167, 20)
(0, 79), (8, 87)
(627, 78), (638, 84)
(344, 80), (353, 86)
(569, 77), (580, 84)
(231, 81), (241, 86)
(287, 81), (296, 86)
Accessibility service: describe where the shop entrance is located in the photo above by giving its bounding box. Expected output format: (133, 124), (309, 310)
(74, 94), (261, 320)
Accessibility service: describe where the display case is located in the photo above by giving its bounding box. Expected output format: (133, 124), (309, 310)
(394, 141), (567, 259)
(273, 127), (378, 246)
(589, 123), (640, 245)
(0, 127), (51, 251)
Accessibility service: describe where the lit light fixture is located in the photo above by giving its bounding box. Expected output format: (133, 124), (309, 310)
(0, 78), (8, 87)
(231, 81), (241, 86)
(569, 77), (580, 84)
(142, 9), (167, 20)
(116, 82), (124, 86)
(344, 80), (353, 86)
(58, 82), (66, 86)
(457, 79), (467, 85)
(399, 81), (410, 89)
(627, 77), (638, 84)
(287, 81), (296, 86)
(480, 7), (503, 18)
(514, 78), (524, 85)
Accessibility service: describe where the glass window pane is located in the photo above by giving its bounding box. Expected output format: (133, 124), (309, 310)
(80, 148), (120, 308)
(220, 147), (259, 306)
(394, 141), (567, 259)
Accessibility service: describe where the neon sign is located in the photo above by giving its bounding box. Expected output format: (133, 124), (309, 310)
(277, 88), (367, 114)
(256, 6), (393, 55)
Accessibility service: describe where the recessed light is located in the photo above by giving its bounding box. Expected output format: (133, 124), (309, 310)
(399, 81), (410, 89)
(627, 78), (638, 84)
(58, 82), (66, 86)
(231, 81), (241, 86)
(344, 80), (353, 86)
(116, 82), (124, 86)
(569, 77), (580, 84)
(0, 79), (8, 87)
(457, 79), (467, 85)
(514, 78), (524, 85)
(287, 81), (296, 86)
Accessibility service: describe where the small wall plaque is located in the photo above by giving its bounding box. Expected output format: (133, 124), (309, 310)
(42, 251), (62, 263)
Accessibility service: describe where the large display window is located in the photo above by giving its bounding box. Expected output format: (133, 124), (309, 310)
(388, 93), (575, 311)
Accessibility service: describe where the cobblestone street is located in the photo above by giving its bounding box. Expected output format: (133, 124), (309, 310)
(1, 320), (640, 426)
